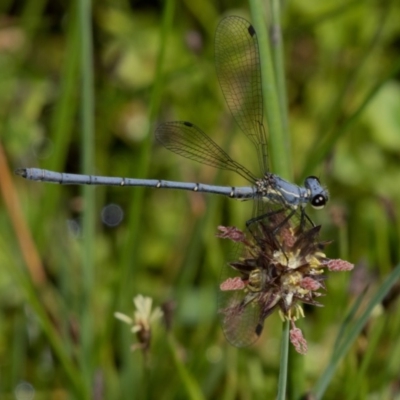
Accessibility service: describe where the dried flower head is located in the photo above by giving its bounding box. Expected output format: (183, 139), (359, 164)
(114, 294), (163, 353)
(216, 210), (354, 354)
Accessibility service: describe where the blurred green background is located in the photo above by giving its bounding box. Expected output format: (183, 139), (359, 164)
(2, 0), (400, 398)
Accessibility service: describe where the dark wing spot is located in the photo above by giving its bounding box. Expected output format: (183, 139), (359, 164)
(247, 24), (256, 37)
(255, 323), (263, 336)
(183, 121), (193, 127)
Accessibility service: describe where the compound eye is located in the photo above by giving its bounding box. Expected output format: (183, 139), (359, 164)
(311, 194), (326, 209)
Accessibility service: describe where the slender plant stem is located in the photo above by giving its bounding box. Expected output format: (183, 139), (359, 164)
(287, 321), (305, 400)
(41, 6), (80, 224)
(167, 335), (205, 400)
(302, 0), (394, 177)
(277, 321), (289, 400)
(79, 0), (95, 394)
(116, 0), (176, 372)
(304, 55), (400, 176)
(287, 0), (361, 35)
(270, 0), (291, 163)
(314, 264), (400, 398)
(249, 2), (292, 398)
(269, 2), (302, 396)
(249, 0), (290, 179)
(119, 0), (175, 288)
(2, 241), (86, 397)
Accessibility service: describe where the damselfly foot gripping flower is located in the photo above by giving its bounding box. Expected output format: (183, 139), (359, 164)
(217, 209), (353, 354)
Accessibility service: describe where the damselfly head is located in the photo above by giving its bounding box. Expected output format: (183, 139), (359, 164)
(304, 176), (329, 209)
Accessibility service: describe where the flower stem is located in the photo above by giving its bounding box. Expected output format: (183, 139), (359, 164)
(277, 321), (289, 400)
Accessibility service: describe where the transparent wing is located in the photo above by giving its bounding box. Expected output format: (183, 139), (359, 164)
(218, 244), (263, 347)
(215, 16), (268, 175)
(156, 121), (257, 183)
(218, 293), (263, 347)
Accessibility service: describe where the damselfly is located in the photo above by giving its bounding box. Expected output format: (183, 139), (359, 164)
(15, 16), (328, 218)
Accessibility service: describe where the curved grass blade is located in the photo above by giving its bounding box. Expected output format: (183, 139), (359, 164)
(313, 264), (400, 399)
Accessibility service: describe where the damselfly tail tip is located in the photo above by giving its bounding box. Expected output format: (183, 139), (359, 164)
(14, 168), (27, 178)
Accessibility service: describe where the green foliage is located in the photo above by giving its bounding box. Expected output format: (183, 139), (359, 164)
(2, 0), (400, 398)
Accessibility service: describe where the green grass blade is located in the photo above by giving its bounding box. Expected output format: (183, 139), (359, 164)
(270, 0), (290, 154)
(332, 286), (368, 352)
(304, 56), (400, 176)
(301, 1), (391, 176)
(115, 0), (176, 379)
(249, 4), (292, 398)
(249, 0), (290, 179)
(314, 264), (400, 399)
(39, 7), (80, 229)
(287, 1), (361, 35)
(119, 0), (176, 287)
(2, 239), (86, 397)
(347, 316), (386, 400)
(167, 335), (205, 400)
(78, 0), (95, 393)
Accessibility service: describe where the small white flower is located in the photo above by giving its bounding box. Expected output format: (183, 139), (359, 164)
(114, 294), (163, 352)
(114, 312), (133, 325)
(131, 294), (163, 333)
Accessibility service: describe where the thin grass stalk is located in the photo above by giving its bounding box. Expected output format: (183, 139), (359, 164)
(386, 306), (400, 379)
(167, 335), (205, 400)
(313, 264), (400, 398)
(223, 346), (238, 400)
(302, 0), (391, 177)
(249, 1), (292, 397)
(332, 287), (367, 352)
(40, 4), (80, 230)
(277, 320), (289, 400)
(2, 239), (86, 397)
(287, 321), (305, 400)
(249, 0), (289, 179)
(20, 0), (47, 35)
(181, 0), (218, 37)
(287, 1), (361, 36)
(78, 0), (95, 392)
(397, 200), (400, 262)
(119, 0), (175, 287)
(269, 2), (304, 394)
(347, 316), (385, 400)
(316, 6), (386, 146)
(11, 314), (25, 388)
(19, 0), (61, 244)
(116, 0), (176, 375)
(270, 0), (290, 159)
(305, 55), (400, 175)
(376, 201), (392, 274)
(338, 221), (349, 261)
